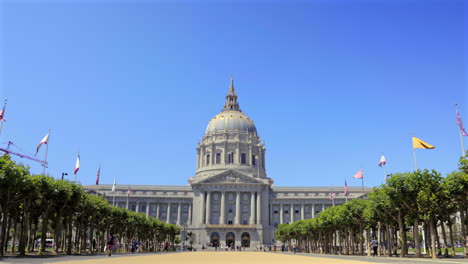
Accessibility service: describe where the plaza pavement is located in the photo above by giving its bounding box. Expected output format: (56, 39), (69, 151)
(1, 251), (467, 264)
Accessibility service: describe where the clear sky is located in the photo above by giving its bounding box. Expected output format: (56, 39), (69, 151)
(0, 0), (466, 188)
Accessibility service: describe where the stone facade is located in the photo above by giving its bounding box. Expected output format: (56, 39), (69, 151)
(84, 78), (371, 248)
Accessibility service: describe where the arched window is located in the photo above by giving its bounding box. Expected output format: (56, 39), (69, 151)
(216, 153), (221, 164)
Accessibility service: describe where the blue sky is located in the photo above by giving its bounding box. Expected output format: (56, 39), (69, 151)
(0, 0), (466, 188)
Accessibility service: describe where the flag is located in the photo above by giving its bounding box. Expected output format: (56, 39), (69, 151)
(456, 110), (468, 136)
(353, 169), (363, 179)
(35, 133), (49, 155)
(74, 155), (80, 175)
(330, 191), (335, 201)
(412, 137), (435, 149)
(127, 185), (131, 197)
(112, 178), (116, 192)
(344, 180), (349, 196)
(95, 165), (100, 185)
(0, 102), (5, 122)
(378, 155), (386, 167)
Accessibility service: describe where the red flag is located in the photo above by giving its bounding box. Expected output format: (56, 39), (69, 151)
(344, 180), (349, 196)
(95, 165), (100, 185)
(74, 155), (80, 175)
(127, 185), (131, 197)
(353, 169), (363, 179)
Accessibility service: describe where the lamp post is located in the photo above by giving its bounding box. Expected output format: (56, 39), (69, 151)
(61, 172), (68, 180)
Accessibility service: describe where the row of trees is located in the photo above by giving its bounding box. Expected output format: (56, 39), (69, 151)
(276, 154), (468, 259)
(0, 154), (180, 256)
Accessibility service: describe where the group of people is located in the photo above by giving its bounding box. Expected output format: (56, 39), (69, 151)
(105, 234), (141, 256)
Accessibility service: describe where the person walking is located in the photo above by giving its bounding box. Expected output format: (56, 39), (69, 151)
(371, 238), (378, 257)
(106, 233), (116, 256)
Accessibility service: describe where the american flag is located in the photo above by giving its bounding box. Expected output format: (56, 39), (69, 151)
(353, 169), (363, 179)
(95, 165), (100, 185)
(457, 110), (468, 136)
(344, 180), (349, 196)
(127, 185), (131, 197)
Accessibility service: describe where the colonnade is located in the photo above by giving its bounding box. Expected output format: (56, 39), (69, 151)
(271, 202), (329, 224)
(200, 191), (262, 225)
(125, 201), (192, 226)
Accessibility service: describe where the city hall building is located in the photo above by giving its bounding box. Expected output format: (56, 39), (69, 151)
(85, 79), (369, 248)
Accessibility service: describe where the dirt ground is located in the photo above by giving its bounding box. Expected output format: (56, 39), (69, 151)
(47, 252), (373, 264)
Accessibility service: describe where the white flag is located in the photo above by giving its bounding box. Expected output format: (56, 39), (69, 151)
(74, 155), (80, 175)
(35, 133), (49, 155)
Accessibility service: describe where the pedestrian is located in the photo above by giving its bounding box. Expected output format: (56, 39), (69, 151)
(393, 241), (398, 257)
(106, 233), (115, 256)
(371, 238), (378, 257)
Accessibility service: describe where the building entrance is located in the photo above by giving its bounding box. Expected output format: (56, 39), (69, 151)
(241, 232), (250, 247)
(226, 232), (235, 247)
(210, 232), (220, 247)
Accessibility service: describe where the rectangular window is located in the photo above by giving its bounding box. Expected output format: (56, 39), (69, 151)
(141, 205), (146, 212)
(228, 221), (233, 225)
(227, 152), (233, 164)
(274, 210), (278, 214)
(243, 220), (247, 225)
(131, 205), (136, 212)
(206, 154), (210, 165)
(241, 153), (246, 164)
(228, 208), (233, 213)
(252, 155), (256, 166)
(295, 210), (299, 214)
(216, 153), (221, 164)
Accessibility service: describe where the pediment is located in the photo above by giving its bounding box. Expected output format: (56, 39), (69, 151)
(197, 169), (263, 184)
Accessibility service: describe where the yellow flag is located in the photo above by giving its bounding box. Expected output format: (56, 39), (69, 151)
(412, 137), (435, 149)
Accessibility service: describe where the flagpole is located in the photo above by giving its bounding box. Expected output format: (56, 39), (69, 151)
(42, 129), (50, 175)
(456, 104), (466, 156)
(361, 178), (365, 199)
(413, 147), (418, 170)
(383, 163), (387, 184)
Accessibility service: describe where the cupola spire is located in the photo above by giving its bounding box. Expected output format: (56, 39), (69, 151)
(223, 76), (241, 111)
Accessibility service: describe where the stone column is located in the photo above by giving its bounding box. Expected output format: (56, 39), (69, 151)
(177, 203), (182, 226)
(146, 202), (150, 217)
(301, 203), (305, 220)
(250, 192), (255, 224)
(136, 201), (140, 212)
(166, 203), (171, 223)
(220, 192), (226, 225)
(280, 204), (284, 224)
(312, 204), (315, 218)
(156, 203), (160, 219)
(256, 192), (261, 225)
(188, 203), (192, 225)
(206, 192), (211, 225)
(211, 145), (215, 165)
(235, 191), (241, 225)
(200, 192), (206, 224)
(290, 204), (294, 223)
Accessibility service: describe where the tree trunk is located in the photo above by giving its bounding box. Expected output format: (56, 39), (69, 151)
(413, 219), (422, 257)
(10, 221), (16, 254)
(460, 208), (468, 257)
(366, 229), (371, 256)
(39, 216), (48, 254)
(18, 215), (27, 256)
(447, 220), (456, 256)
(429, 217), (437, 259)
(386, 225), (392, 256)
(440, 220), (449, 257)
(66, 220), (73, 255)
(398, 212), (407, 257)
(435, 222), (442, 256)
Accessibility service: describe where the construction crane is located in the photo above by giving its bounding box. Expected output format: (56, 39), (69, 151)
(0, 141), (48, 165)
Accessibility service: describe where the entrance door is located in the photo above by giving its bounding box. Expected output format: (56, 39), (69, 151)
(226, 232), (235, 247)
(210, 232), (220, 247)
(241, 232), (250, 247)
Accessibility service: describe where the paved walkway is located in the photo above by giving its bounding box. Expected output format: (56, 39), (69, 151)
(1, 251), (466, 264)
